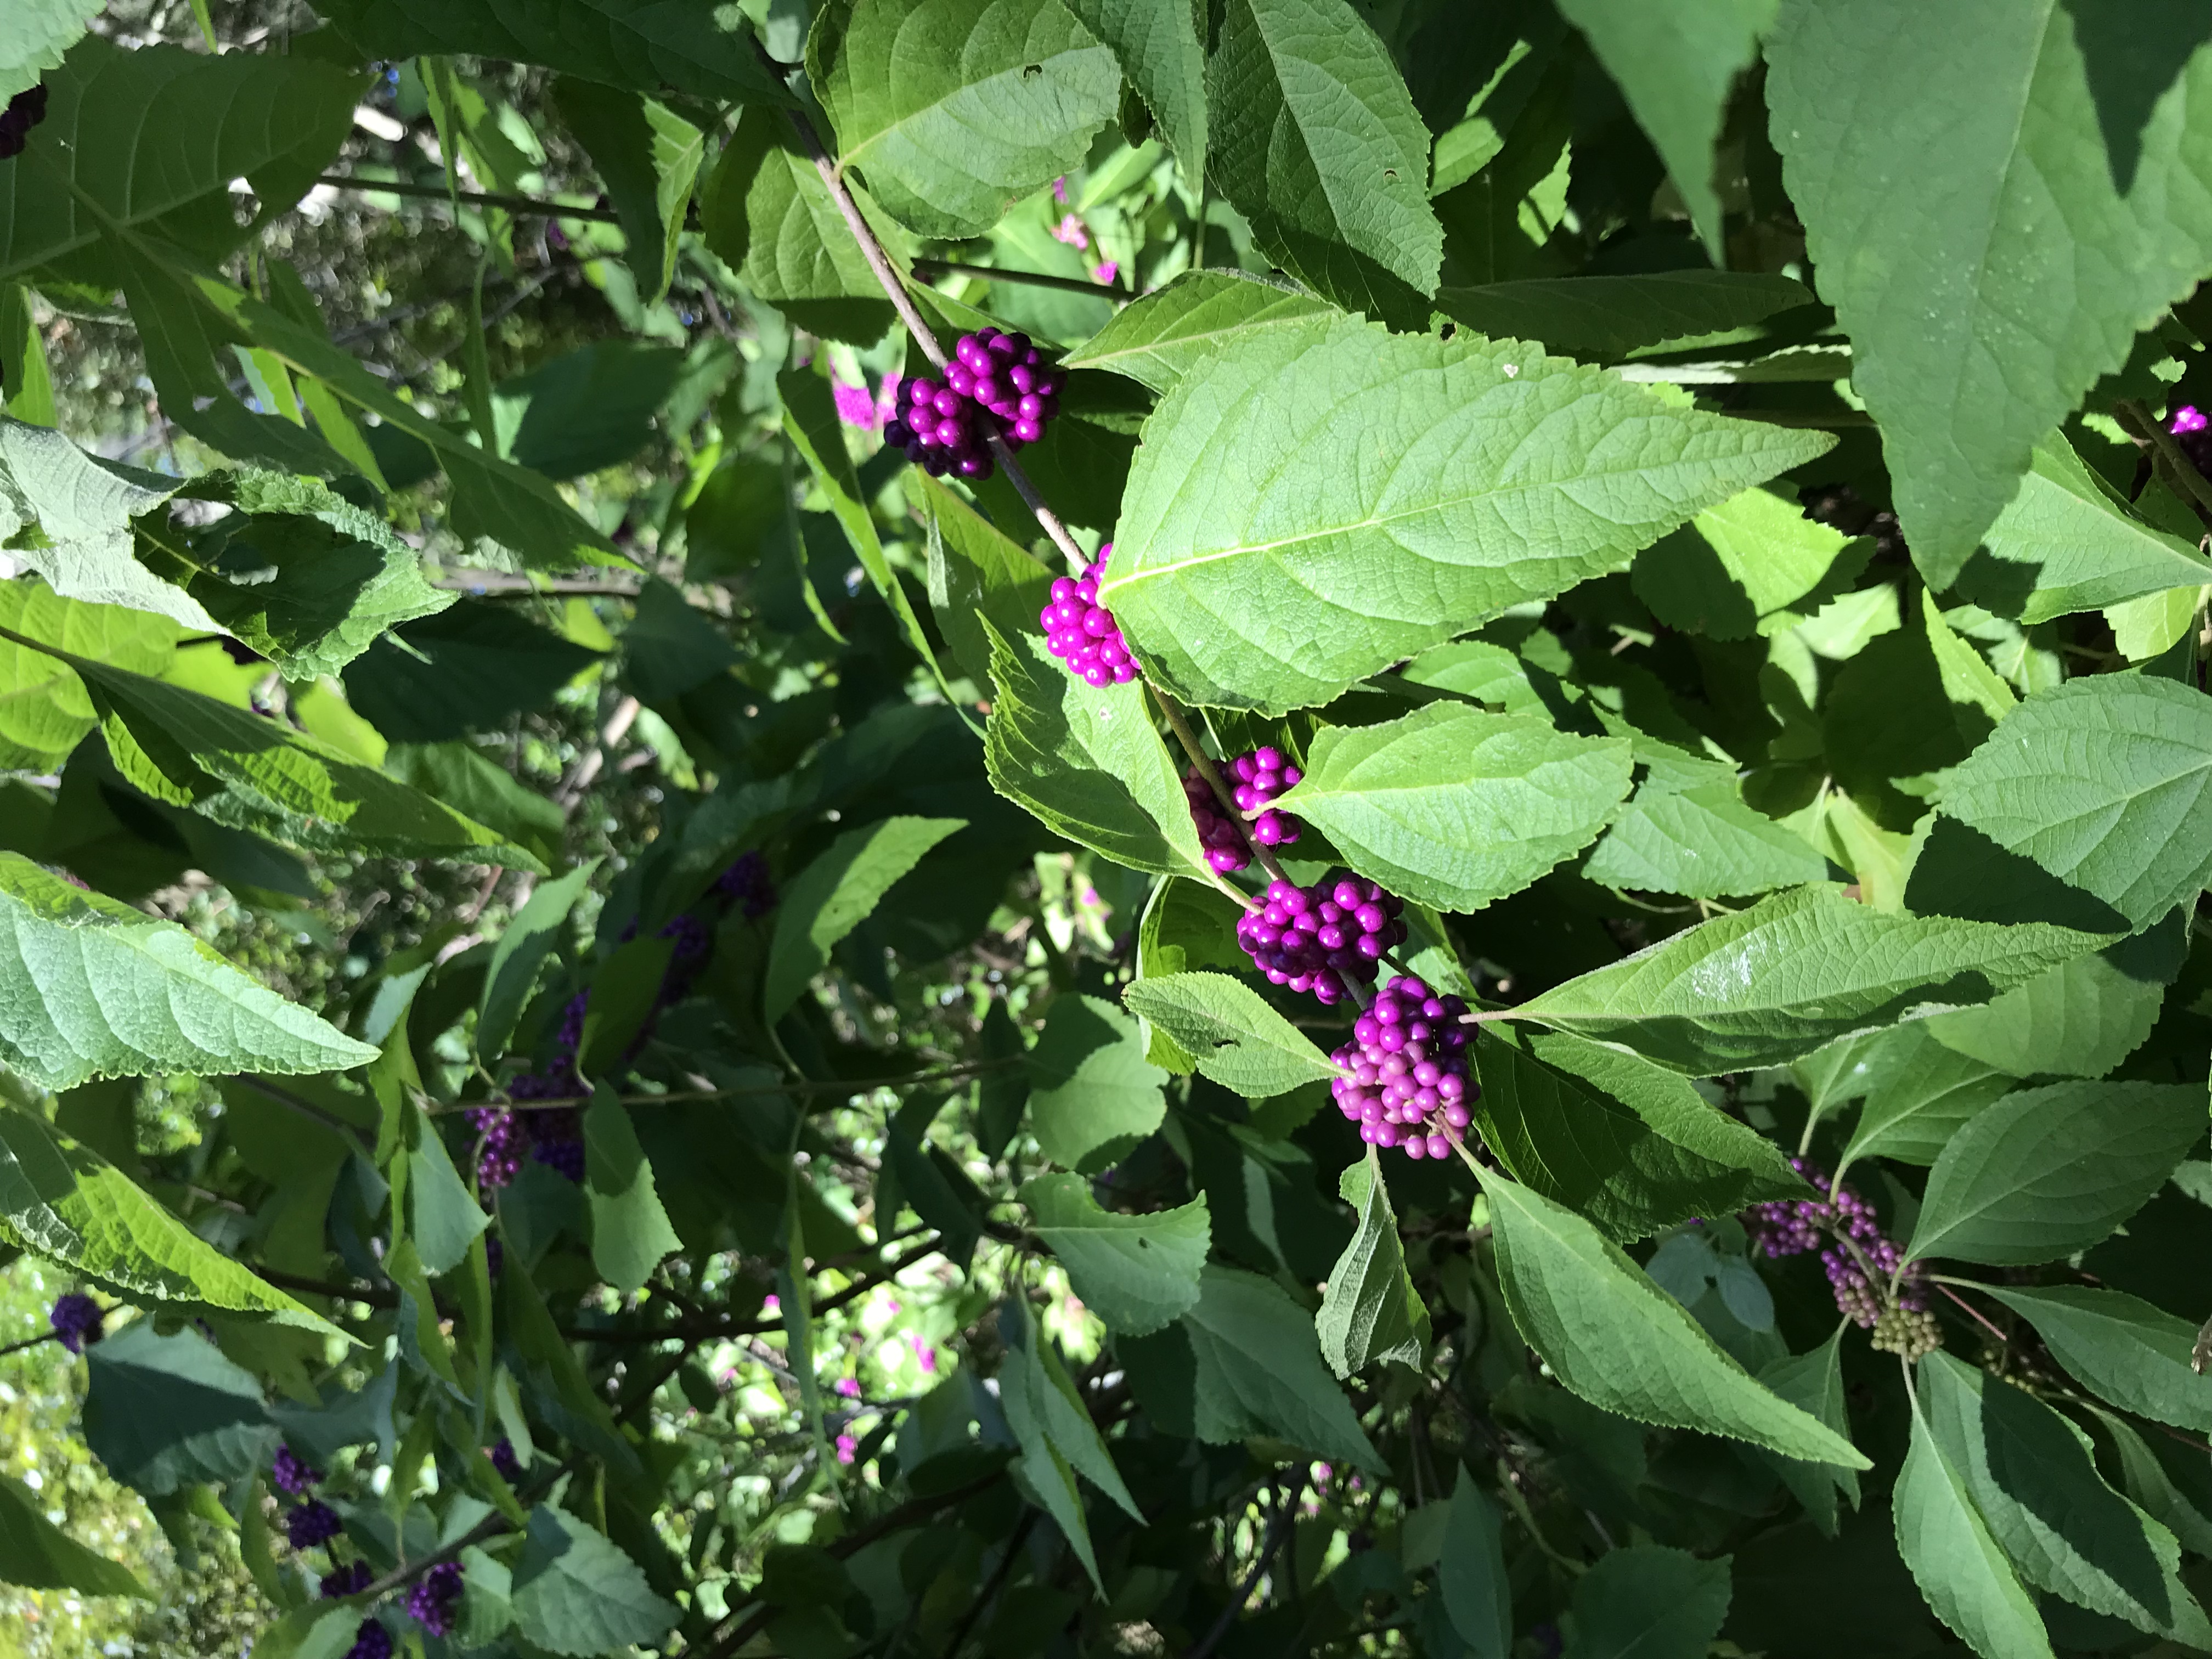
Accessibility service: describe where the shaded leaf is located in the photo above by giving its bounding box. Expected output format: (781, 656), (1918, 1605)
(1983, 1285), (2212, 1435)
(1023, 1173), (1207, 1336)
(1025, 995), (1167, 1171)
(1316, 1148), (1429, 1377)
(764, 816), (966, 1019)
(510, 1505), (681, 1656)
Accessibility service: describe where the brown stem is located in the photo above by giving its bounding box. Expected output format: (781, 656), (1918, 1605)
(0, 1331), (58, 1358)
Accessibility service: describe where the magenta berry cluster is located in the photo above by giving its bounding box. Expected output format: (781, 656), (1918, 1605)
(885, 329), (1064, 480)
(48, 1293), (103, 1354)
(0, 86), (48, 162)
(1237, 876), (1407, 1005)
(288, 1499), (344, 1550)
(1040, 543), (1137, 686)
(1184, 747), (1302, 873)
(1743, 1158), (1928, 1330)
(407, 1560), (465, 1635)
(1329, 977), (1475, 1160)
(272, 1443), (321, 1497)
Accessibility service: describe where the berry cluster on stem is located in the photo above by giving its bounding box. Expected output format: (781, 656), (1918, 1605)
(1330, 977), (1477, 1159)
(406, 1560), (466, 1635)
(1040, 543), (1137, 685)
(1185, 747), (1303, 873)
(47, 1293), (103, 1354)
(885, 328), (1063, 479)
(1743, 1158), (1938, 1356)
(1238, 876), (1407, 1006)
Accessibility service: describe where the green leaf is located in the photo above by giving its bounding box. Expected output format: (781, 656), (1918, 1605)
(584, 1094), (684, 1299)
(1563, 1543), (1733, 1659)
(1122, 970), (1341, 1097)
(764, 816), (965, 1019)
(1062, 0), (1206, 178)
(1025, 994), (1168, 1171)
(491, 341), (687, 481)
(997, 1294), (1141, 1592)
(0, 1469), (147, 1597)
(1906, 1081), (2205, 1267)
(510, 1504), (681, 1656)
(1894, 1384), (2055, 1659)
(1923, 925), (2174, 1082)
(1023, 1173), (1207, 1336)
(1062, 270), (1335, 394)
(552, 81), (703, 302)
(1764, 0), (2212, 579)
(311, 0), (794, 106)
(1922, 591), (2018, 746)
(1836, 1024), (2013, 1173)
(984, 622), (1218, 880)
(1632, 484), (1868, 642)
(81, 1322), (277, 1498)
(917, 472), (1053, 693)
(0, 583), (177, 772)
(1206, 0), (1441, 323)
(808, 0), (1120, 239)
(1513, 884), (2108, 1075)
(1438, 273), (1812, 363)
(408, 1116), (489, 1278)
(1753, 1330), (1860, 1536)
(478, 859), (600, 1062)
(1934, 676), (2212, 933)
(0, 37), (362, 279)
(1583, 772), (1830, 899)
(1481, 1169), (1869, 1468)
(382, 743), (565, 872)
(1982, 1285), (2212, 1435)
(1440, 1468), (1511, 1659)
(0, 852), (375, 1091)
(1316, 1148), (1430, 1378)
(1121, 1263), (1385, 1472)
(0, 0), (102, 103)
(49, 651), (549, 872)
(1919, 1351), (2211, 1643)
(1959, 436), (2212, 623)
(1279, 702), (1632, 910)
(1101, 315), (1833, 713)
(342, 601), (603, 744)
(1474, 1027), (1802, 1242)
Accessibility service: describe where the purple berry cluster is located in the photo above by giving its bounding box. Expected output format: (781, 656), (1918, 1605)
(345, 1622), (393, 1659)
(1185, 748), (1305, 873)
(488, 1437), (522, 1482)
(47, 1294), (103, 1354)
(2171, 404), (2212, 476)
(885, 329), (1064, 479)
(322, 1561), (373, 1599)
(272, 1443), (320, 1497)
(1743, 1158), (1937, 1354)
(1328, 977), (1476, 1159)
(288, 1499), (344, 1549)
(0, 86), (48, 162)
(407, 1560), (465, 1636)
(1040, 543), (1137, 686)
(714, 848), (777, 918)
(1237, 877), (1408, 1006)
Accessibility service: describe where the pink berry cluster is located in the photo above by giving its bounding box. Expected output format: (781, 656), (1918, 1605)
(1237, 876), (1408, 1005)
(1743, 1157), (1934, 1350)
(884, 329), (1064, 479)
(1040, 543), (1137, 686)
(1329, 976), (1476, 1159)
(1184, 748), (1304, 873)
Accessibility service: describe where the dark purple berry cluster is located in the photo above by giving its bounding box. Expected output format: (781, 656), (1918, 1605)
(885, 329), (1063, 479)
(345, 1622), (393, 1659)
(272, 1443), (320, 1497)
(1329, 977), (1475, 1159)
(406, 1560), (465, 1635)
(47, 1293), (103, 1354)
(287, 1499), (344, 1550)
(322, 1561), (374, 1599)
(1237, 877), (1407, 1006)
(0, 86), (48, 162)
(1743, 1158), (1936, 1354)
(1186, 747), (1305, 872)
(1040, 544), (1137, 686)
(714, 848), (776, 918)
(488, 1437), (522, 1482)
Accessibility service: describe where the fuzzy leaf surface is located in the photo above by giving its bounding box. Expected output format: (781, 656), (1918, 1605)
(1122, 970), (1341, 1097)
(1983, 1285), (2212, 1434)
(1062, 270), (1335, 393)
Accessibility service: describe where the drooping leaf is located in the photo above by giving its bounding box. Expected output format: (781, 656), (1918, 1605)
(0, 419), (211, 631)
(1918, 1351), (2211, 1643)
(1316, 1149), (1429, 1377)
(1062, 0), (1207, 178)
(917, 472), (1054, 692)
(1062, 270), (1335, 394)
(0, 583), (177, 772)
(1022, 1174), (1207, 1336)
(1481, 1169), (1869, 1468)
(1439, 1468), (1511, 1659)
(997, 1294), (1141, 1591)
(1933, 676), (2212, 933)
(0, 0), (103, 103)
(478, 859), (601, 1061)
(0, 852), (375, 1091)
(81, 1322), (278, 1498)
(583, 1095), (684, 1299)
(1512, 884), (2107, 1075)
(807, 0), (1121, 239)
(1893, 1386), (2055, 1659)
(1562, 1543), (1733, 1659)
(1764, 0), (2212, 579)
(1923, 923), (2175, 1082)
(1279, 702), (1632, 910)
(1583, 771), (1830, 899)
(1122, 970), (1341, 1097)
(1025, 995), (1168, 1171)
(310, 0), (795, 106)
(408, 1116), (489, 1278)
(552, 82), (703, 302)
(341, 601), (603, 744)
(1982, 1285), (2212, 1435)
(1631, 485), (1868, 642)
(1437, 272), (1812, 363)
(1101, 315), (1832, 712)
(1753, 1330), (1860, 1537)
(510, 1504), (681, 1656)
(490, 341), (688, 481)
(0, 1469), (146, 1598)
(1835, 1024), (2012, 1173)
(1906, 1082), (2205, 1267)
(763, 816), (966, 1018)
(984, 622), (1220, 879)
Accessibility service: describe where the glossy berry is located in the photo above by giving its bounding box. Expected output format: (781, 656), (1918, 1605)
(0, 86), (49, 162)
(287, 1499), (344, 1550)
(48, 1293), (103, 1354)
(1237, 876), (1407, 1005)
(884, 329), (1065, 479)
(1743, 1158), (1931, 1336)
(321, 1561), (374, 1599)
(1039, 543), (1137, 686)
(1229, 747), (1303, 849)
(1329, 976), (1476, 1160)
(2171, 404), (2212, 475)
(272, 1443), (321, 1497)
(406, 1560), (465, 1635)
(345, 1621), (393, 1659)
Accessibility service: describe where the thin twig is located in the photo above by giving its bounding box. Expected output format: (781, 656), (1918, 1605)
(352, 1456), (584, 1608)
(0, 1331), (58, 1359)
(1182, 1478), (1302, 1659)
(938, 1509), (1037, 1659)
(437, 1058), (1019, 1115)
(317, 173), (624, 224)
(912, 257), (1125, 300)
(1931, 1281), (2010, 1348)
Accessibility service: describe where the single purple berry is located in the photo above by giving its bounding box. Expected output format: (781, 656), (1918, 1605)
(287, 1499), (344, 1550)
(47, 1294), (103, 1354)
(272, 1443), (321, 1497)
(405, 1560), (465, 1636)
